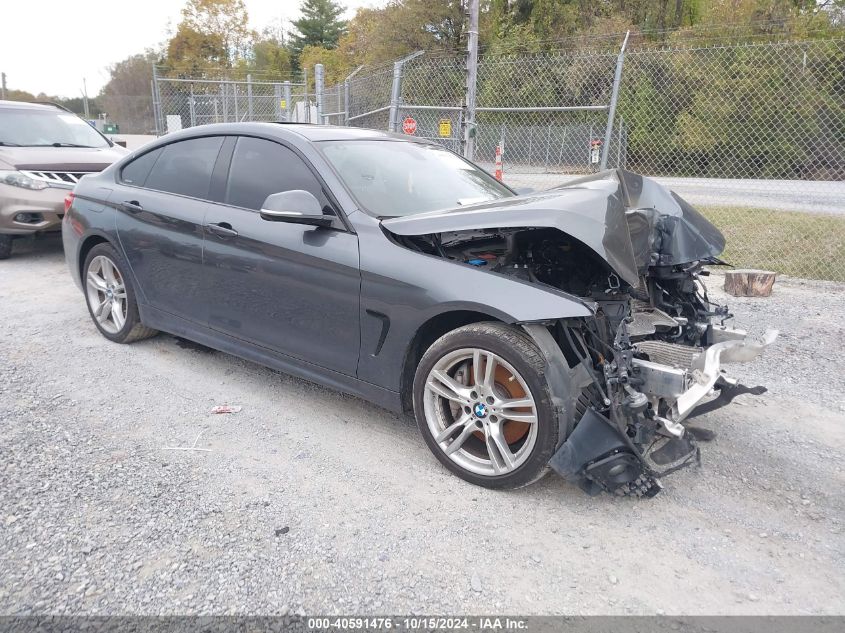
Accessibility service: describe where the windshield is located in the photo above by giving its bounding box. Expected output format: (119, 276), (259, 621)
(320, 140), (513, 217)
(0, 108), (110, 148)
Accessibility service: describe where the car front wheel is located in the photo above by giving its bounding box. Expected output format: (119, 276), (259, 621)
(83, 243), (157, 344)
(413, 322), (560, 489)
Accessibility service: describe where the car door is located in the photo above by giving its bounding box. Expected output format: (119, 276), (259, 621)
(114, 135), (226, 321)
(202, 135), (361, 377)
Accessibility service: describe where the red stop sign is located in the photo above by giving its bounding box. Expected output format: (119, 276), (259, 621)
(402, 117), (417, 135)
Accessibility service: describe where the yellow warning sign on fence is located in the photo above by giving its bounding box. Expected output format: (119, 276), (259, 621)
(280, 99), (287, 109)
(438, 118), (451, 137)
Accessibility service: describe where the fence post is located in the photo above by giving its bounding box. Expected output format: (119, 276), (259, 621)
(150, 80), (159, 136)
(151, 65), (161, 135)
(600, 30), (630, 170)
(274, 83), (282, 121)
(462, 0), (480, 159)
(189, 83), (196, 127)
(315, 63), (325, 124)
(388, 60), (403, 132)
(233, 82), (239, 121)
(283, 81), (292, 122)
(220, 82), (228, 122)
(343, 81), (350, 125)
(247, 74), (254, 121)
(388, 51), (424, 133)
(303, 67), (310, 123)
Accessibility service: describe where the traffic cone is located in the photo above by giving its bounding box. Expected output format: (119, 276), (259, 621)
(494, 144), (503, 182)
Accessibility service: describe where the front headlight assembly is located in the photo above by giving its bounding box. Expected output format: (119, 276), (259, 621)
(0, 170), (49, 191)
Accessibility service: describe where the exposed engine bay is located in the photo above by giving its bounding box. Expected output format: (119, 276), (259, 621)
(393, 224), (733, 348)
(385, 169), (777, 497)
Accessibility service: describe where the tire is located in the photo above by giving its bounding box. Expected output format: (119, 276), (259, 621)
(0, 234), (13, 260)
(413, 321), (559, 490)
(82, 242), (158, 344)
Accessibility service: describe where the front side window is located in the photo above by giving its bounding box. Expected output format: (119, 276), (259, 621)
(225, 136), (330, 212)
(319, 140), (513, 217)
(0, 108), (110, 148)
(144, 136), (224, 199)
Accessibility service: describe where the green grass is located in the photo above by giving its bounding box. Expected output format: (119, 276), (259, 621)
(698, 206), (845, 282)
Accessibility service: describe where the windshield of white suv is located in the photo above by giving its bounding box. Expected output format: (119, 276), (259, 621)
(0, 108), (110, 148)
(320, 140), (513, 217)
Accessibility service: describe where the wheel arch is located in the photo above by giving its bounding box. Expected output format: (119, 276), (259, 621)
(400, 309), (506, 414)
(77, 233), (112, 282)
(77, 231), (150, 310)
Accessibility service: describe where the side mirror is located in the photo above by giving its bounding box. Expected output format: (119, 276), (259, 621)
(259, 190), (334, 227)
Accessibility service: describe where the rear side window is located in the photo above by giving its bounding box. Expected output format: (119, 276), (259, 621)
(120, 148), (163, 186)
(144, 136), (224, 199)
(225, 136), (329, 211)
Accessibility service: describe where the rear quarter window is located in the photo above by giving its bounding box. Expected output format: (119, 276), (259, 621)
(119, 148), (163, 186)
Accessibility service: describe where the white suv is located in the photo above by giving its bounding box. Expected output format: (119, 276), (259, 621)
(0, 100), (127, 258)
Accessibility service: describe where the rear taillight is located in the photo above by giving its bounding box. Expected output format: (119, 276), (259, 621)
(63, 192), (75, 215)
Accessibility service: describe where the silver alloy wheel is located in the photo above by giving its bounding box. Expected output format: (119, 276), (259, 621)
(422, 347), (539, 476)
(85, 255), (128, 335)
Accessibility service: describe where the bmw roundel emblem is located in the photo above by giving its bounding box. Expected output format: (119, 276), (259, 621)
(473, 403), (488, 418)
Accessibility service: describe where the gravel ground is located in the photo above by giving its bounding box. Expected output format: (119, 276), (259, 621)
(1, 235), (843, 616)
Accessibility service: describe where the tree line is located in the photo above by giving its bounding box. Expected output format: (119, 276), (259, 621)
(3, 0), (842, 140)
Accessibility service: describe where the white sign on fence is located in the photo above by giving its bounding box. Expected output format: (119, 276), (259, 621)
(166, 115), (182, 134)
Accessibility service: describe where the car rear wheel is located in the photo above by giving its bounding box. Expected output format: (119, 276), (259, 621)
(0, 235), (12, 260)
(413, 322), (559, 489)
(83, 243), (157, 344)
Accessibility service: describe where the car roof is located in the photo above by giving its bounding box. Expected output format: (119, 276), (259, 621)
(0, 100), (65, 112)
(155, 121), (432, 146)
(278, 124), (412, 142)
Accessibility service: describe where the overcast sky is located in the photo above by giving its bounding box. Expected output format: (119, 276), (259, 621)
(1, 0), (385, 98)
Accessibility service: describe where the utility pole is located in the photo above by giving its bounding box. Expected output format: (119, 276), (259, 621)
(462, 0), (480, 160)
(81, 77), (90, 119)
(1, 73), (7, 100)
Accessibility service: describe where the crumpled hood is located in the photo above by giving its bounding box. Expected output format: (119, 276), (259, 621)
(613, 169), (725, 268)
(0, 145), (128, 171)
(381, 169), (725, 286)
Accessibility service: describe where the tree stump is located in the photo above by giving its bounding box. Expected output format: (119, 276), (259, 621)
(724, 269), (777, 297)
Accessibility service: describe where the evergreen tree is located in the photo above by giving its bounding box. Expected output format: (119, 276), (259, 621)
(292, 0), (348, 57)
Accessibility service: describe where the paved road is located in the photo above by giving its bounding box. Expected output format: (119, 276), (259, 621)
(477, 164), (845, 215)
(1, 236), (843, 615)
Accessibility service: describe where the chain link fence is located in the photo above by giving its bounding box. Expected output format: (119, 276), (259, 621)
(616, 40), (845, 281)
(150, 38), (845, 281)
(329, 38), (845, 281)
(153, 75), (317, 133)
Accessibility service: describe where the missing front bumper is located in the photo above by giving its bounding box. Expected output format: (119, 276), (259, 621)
(633, 327), (778, 423)
(548, 327), (777, 497)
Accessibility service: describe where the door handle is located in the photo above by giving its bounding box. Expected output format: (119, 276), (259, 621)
(206, 222), (239, 238)
(122, 200), (143, 213)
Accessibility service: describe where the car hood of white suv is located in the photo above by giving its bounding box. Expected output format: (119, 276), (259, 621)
(0, 144), (129, 172)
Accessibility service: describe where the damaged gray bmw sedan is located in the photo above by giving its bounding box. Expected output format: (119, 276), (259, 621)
(62, 123), (776, 497)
